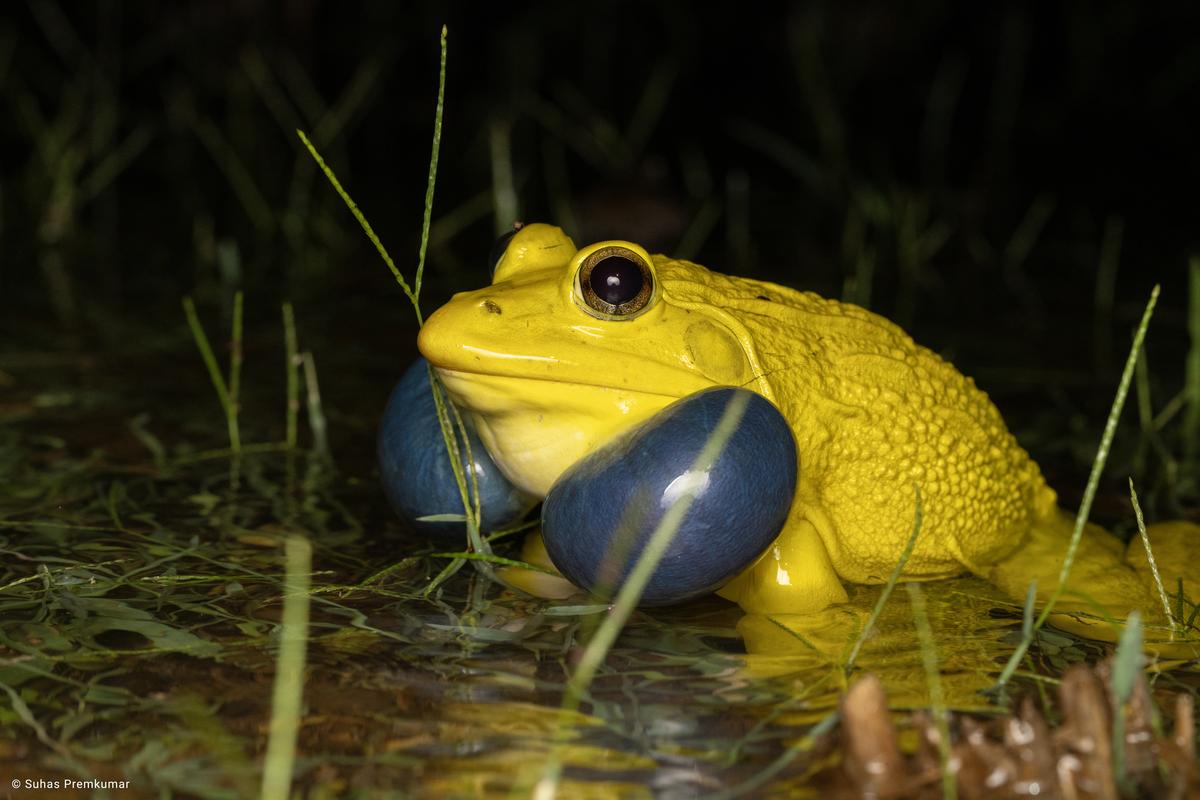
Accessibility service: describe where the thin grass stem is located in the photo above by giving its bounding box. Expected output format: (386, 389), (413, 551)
(259, 535), (312, 800)
(422, 556), (467, 597)
(995, 285), (1159, 691)
(413, 26), (447, 302)
(907, 582), (956, 800)
(296, 129), (419, 321)
(1109, 611), (1143, 792)
(534, 392), (751, 796)
(428, 552), (557, 574)
(446, 394), (485, 552)
(1128, 479), (1176, 632)
(182, 296), (237, 453)
(843, 483), (923, 675)
(1038, 285), (1158, 620)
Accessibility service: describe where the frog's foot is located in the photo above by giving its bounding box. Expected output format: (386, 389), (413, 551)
(496, 531), (580, 600)
(985, 510), (1153, 620)
(717, 512), (849, 615)
(1124, 519), (1200, 624)
(985, 510), (1200, 654)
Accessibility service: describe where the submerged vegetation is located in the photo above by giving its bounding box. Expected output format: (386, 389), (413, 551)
(3, 2), (1200, 797)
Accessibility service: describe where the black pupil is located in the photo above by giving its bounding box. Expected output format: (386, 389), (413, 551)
(589, 256), (644, 305)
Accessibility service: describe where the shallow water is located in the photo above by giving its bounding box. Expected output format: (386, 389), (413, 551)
(0, 337), (1192, 798)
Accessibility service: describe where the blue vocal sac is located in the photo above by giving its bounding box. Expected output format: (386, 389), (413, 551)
(541, 387), (797, 605)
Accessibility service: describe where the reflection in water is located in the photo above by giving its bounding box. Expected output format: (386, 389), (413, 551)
(9, 353), (1191, 796)
(380, 574), (1030, 796)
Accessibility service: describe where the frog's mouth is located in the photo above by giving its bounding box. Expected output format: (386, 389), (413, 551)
(415, 287), (733, 401)
(434, 368), (680, 497)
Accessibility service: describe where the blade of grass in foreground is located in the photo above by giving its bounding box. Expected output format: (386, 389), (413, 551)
(1109, 611), (1143, 793)
(297, 25), (447, 325)
(907, 582), (956, 800)
(1128, 479), (1176, 632)
(259, 535), (312, 800)
(300, 26), (488, 566)
(842, 483), (922, 675)
(532, 391), (751, 799)
(994, 284), (1159, 692)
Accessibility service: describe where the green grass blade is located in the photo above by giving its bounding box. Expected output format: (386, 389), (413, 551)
(1021, 580), (1037, 641)
(995, 285), (1159, 691)
(428, 551), (557, 575)
(182, 296), (237, 453)
(843, 483), (923, 675)
(1128, 478), (1176, 631)
(534, 390), (751, 796)
(1037, 285), (1158, 622)
(1109, 611), (1143, 791)
(907, 582), (956, 800)
(413, 26), (447, 302)
(296, 129), (418, 320)
(259, 535), (312, 800)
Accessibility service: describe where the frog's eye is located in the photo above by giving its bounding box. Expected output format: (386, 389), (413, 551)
(489, 226), (520, 277)
(578, 246), (654, 319)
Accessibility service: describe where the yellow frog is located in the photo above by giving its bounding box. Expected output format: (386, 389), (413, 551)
(417, 223), (1198, 628)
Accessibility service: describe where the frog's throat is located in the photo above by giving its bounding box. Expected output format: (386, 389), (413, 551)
(434, 369), (680, 497)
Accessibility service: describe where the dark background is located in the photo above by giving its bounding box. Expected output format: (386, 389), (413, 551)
(2, 0), (1198, 509)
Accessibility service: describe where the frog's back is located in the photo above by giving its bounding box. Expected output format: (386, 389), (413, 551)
(656, 257), (1057, 583)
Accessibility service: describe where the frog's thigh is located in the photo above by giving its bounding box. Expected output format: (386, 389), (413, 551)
(984, 510), (1156, 619)
(717, 506), (849, 615)
(1125, 520), (1200, 607)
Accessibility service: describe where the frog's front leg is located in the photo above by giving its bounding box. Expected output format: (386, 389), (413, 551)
(716, 506), (849, 614)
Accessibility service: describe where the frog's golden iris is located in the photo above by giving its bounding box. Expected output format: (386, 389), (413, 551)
(576, 245), (655, 319)
(418, 223), (1200, 636)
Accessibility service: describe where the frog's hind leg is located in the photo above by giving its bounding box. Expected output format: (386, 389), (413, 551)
(984, 509), (1160, 626)
(1124, 519), (1200, 623)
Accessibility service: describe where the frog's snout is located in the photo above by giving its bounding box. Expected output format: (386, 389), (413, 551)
(418, 290), (501, 368)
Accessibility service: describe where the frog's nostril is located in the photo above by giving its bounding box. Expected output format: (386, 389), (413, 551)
(481, 299), (502, 315)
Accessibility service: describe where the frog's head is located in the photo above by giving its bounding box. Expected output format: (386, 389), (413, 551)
(418, 223), (764, 496)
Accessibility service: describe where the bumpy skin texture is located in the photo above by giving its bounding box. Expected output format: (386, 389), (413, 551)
(656, 261), (1058, 585)
(418, 224), (1197, 621)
